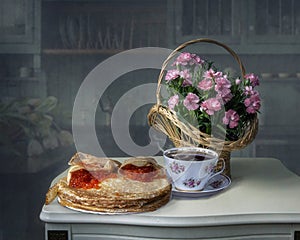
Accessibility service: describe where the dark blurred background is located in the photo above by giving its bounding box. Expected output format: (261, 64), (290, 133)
(1, 0), (300, 239)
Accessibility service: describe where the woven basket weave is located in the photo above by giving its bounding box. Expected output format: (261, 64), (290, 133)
(148, 38), (259, 178)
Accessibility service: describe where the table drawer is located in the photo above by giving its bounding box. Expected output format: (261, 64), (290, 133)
(72, 234), (291, 240)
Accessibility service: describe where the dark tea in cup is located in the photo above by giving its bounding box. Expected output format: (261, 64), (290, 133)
(163, 147), (224, 191)
(165, 150), (215, 161)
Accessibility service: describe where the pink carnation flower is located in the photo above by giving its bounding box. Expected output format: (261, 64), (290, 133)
(183, 93), (200, 111)
(217, 91), (233, 104)
(223, 109), (240, 128)
(245, 73), (260, 87)
(192, 54), (204, 65)
(215, 75), (231, 92)
(244, 93), (261, 113)
(200, 98), (222, 115)
(198, 79), (213, 91)
(173, 52), (204, 66)
(244, 86), (259, 96)
(165, 69), (180, 82)
(168, 94), (179, 110)
(174, 52), (192, 66)
(235, 78), (242, 85)
(180, 69), (192, 86)
(203, 69), (223, 79)
(214, 76), (232, 102)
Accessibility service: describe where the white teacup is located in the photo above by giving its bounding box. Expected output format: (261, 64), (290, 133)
(163, 147), (225, 191)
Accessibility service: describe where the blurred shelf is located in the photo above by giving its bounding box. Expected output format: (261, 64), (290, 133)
(261, 77), (300, 82)
(0, 77), (40, 82)
(42, 49), (124, 55)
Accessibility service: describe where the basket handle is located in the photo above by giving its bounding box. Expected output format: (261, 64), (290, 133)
(156, 38), (246, 105)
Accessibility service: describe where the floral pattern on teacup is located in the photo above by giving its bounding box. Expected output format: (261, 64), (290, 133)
(209, 179), (224, 189)
(204, 163), (215, 173)
(183, 177), (201, 188)
(169, 162), (185, 174)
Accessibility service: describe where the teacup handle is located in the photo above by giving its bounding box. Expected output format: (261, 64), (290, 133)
(209, 159), (225, 179)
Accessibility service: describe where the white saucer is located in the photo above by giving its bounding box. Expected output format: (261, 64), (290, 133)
(171, 174), (231, 198)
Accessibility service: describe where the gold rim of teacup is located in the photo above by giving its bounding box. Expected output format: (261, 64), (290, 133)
(174, 186), (205, 192)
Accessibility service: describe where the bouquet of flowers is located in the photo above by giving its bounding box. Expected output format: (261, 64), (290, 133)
(164, 52), (261, 141)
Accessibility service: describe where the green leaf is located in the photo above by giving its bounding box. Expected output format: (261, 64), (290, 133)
(35, 96), (58, 113)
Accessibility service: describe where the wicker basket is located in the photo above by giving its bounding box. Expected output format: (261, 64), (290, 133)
(147, 38), (259, 178)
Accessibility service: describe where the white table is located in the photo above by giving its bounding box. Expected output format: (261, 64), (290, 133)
(40, 157), (300, 240)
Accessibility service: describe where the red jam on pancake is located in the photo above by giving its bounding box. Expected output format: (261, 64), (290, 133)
(69, 169), (117, 189)
(120, 163), (158, 182)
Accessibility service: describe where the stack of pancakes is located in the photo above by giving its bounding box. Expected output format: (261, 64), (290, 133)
(45, 152), (171, 213)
